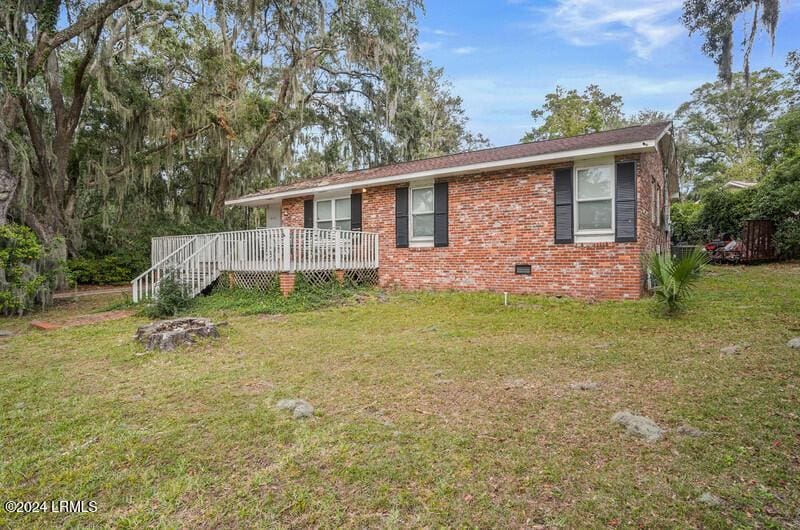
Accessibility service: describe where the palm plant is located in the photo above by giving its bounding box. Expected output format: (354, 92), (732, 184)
(647, 248), (710, 315)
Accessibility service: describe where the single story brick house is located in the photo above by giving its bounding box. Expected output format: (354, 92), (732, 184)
(225, 121), (677, 300)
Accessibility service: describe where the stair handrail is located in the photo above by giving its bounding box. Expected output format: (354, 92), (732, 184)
(172, 234), (221, 296)
(131, 236), (198, 302)
(132, 235), (198, 283)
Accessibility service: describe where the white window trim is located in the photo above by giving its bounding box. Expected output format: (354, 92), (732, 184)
(314, 196), (351, 230)
(574, 163), (615, 237)
(409, 182), (435, 244)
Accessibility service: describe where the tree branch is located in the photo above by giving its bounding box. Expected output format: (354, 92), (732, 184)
(103, 123), (214, 180)
(27, 0), (138, 77)
(18, 97), (53, 193)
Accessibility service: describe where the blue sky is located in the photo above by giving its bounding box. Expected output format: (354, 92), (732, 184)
(417, 0), (800, 146)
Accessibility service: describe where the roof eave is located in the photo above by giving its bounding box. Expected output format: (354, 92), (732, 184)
(226, 139), (659, 207)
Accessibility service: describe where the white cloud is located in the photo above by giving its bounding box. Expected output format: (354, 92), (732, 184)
(420, 26), (458, 37)
(540, 0), (684, 59)
(452, 46), (478, 55)
(419, 41), (442, 52)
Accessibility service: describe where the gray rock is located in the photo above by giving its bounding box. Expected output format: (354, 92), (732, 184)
(570, 381), (599, 391)
(676, 424), (705, 437)
(135, 317), (219, 351)
(611, 410), (665, 442)
(697, 492), (723, 506)
(0, 330), (13, 337)
(788, 337), (800, 349)
(276, 398), (299, 410)
(720, 345), (741, 355)
(275, 398), (314, 419)
(292, 401), (314, 418)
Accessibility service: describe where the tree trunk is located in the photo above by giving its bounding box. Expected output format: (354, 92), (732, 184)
(0, 139), (18, 225)
(211, 148), (230, 220)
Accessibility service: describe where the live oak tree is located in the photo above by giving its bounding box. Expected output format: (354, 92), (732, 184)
(0, 0), (175, 245)
(682, 0), (780, 87)
(1, 0), (489, 266)
(391, 63), (489, 159)
(675, 68), (794, 192)
(520, 85), (625, 143)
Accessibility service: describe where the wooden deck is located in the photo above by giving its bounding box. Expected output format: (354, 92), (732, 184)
(133, 227), (379, 302)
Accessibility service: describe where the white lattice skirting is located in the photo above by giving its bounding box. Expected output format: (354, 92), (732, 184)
(219, 271), (278, 292)
(343, 268), (379, 287)
(219, 269), (379, 291)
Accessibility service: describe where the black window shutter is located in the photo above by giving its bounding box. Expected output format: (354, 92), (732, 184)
(615, 161), (637, 242)
(350, 192), (362, 231)
(434, 181), (449, 247)
(395, 187), (409, 248)
(303, 199), (313, 228)
(553, 167), (573, 244)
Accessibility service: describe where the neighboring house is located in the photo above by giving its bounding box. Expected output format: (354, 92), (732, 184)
(723, 180), (757, 190)
(222, 122), (677, 300)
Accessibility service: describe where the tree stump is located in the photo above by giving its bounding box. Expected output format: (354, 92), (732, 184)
(135, 317), (220, 351)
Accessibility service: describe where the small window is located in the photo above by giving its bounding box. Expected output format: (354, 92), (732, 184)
(575, 166), (613, 232)
(315, 197), (350, 230)
(410, 186), (434, 240)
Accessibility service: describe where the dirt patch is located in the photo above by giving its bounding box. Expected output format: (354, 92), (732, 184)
(53, 285), (131, 299)
(30, 310), (134, 331)
(570, 381), (599, 391)
(239, 379), (275, 395)
(676, 424), (706, 437)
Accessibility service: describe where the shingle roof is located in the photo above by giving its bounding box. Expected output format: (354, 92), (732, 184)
(230, 121), (671, 203)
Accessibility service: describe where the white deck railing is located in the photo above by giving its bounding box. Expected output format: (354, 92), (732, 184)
(134, 227), (379, 302)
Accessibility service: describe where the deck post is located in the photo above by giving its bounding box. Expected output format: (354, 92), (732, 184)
(282, 227), (291, 272)
(374, 233), (379, 268)
(334, 230), (341, 270)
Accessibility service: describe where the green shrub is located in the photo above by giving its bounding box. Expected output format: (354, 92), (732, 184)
(68, 255), (140, 285)
(143, 275), (192, 318)
(752, 164), (800, 258)
(647, 248), (709, 316)
(696, 187), (757, 239)
(670, 201), (705, 243)
(0, 224), (49, 315)
(79, 215), (225, 280)
(773, 217), (800, 258)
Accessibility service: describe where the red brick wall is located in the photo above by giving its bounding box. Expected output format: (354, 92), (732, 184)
(282, 197), (307, 228)
(633, 151), (670, 259)
(281, 150), (669, 300)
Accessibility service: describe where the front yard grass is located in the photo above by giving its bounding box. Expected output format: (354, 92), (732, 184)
(1, 264), (799, 527)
